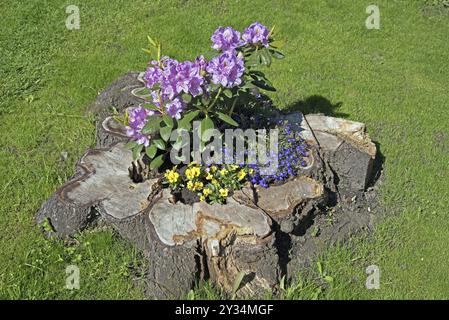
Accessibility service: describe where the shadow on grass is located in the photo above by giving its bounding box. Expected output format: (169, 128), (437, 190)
(283, 95), (348, 118)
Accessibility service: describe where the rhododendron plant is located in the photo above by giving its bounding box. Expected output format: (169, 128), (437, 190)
(124, 21), (284, 173)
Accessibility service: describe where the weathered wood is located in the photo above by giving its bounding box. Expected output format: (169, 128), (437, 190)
(277, 112), (376, 192)
(88, 72), (144, 148)
(36, 143), (159, 241)
(234, 177), (326, 234)
(143, 190), (279, 298)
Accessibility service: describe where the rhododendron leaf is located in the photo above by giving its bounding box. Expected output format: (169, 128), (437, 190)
(162, 115), (174, 128)
(142, 116), (161, 134)
(200, 117), (215, 142)
(270, 49), (285, 59)
(178, 110), (200, 130)
(125, 141), (138, 150)
(145, 144), (157, 159)
(132, 144), (143, 160)
(252, 79), (276, 91)
(182, 93), (192, 103)
(150, 154), (164, 170)
(153, 139), (166, 150)
(160, 126), (172, 142)
(216, 112), (238, 127)
(223, 89), (233, 98)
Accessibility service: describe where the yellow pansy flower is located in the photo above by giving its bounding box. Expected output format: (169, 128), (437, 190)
(210, 165), (217, 173)
(219, 168), (228, 176)
(164, 169), (179, 184)
(230, 165), (239, 171)
(199, 195), (205, 202)
(185, 167), (200, 180)
(249, 168), (255, 174)
(219, 188), (229, 198)
(194, 181), (204, 190)
(186, 181), (194, 190)
(205, 172), (213, 180)
(211, 179), (219, 186)
(237, 170), (246, 181)
(203, 188), (212, 196)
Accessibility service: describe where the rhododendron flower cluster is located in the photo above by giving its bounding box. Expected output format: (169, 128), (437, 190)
(124, 21), (284, 179)
(125, 106), (154, 147)
(206, 51), (245, 88)
(210, 26), (244, 52)
(242, 22), (270, 47)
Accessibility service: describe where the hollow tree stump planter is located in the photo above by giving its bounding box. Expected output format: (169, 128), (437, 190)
(36, 72), (379, 298)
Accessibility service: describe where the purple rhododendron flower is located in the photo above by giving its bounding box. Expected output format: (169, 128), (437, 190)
(211, 26), (244, 52)
(153, 57), (205, 99)
(165, 98), (185, 120)
(144, 65), (162, 89)
(242, 22), (270, 47)
(195, 55), (208, 74)
(125, 106), (154, 146)
(206, 51), (245, 88)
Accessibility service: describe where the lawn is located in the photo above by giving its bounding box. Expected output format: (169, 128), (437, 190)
(0, 0), (448, 299)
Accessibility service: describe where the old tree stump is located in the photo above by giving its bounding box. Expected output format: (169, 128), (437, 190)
(36, 72), (380, 298)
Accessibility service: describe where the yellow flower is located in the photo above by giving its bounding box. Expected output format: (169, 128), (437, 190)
(205, 172), (213, 180)
(203, 188), (212, 196)
(194, 181), (204, 190)
(230, 165), (239, 171)
(249, 168), (254, 174)
(211, 179), (219, 186)
(219, 188), (229, 198)
(185, 167), (200, 180)
(237, 170), (246, 181)
(186, 181), (194, 190)
(210, 165), (217, 173)
(199, 195), (205, 202)
(164, 169), (179, 184)
(219, 168), (228, 176)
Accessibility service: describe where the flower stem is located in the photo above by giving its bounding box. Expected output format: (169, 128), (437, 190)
(228, 97), (238, 116)
(208, 87), (222, 112)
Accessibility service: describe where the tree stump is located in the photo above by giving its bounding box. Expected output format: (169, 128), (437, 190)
(36, 72), (380, 298)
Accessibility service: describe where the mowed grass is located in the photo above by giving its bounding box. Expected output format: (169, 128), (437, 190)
(0, 0), (448, 299)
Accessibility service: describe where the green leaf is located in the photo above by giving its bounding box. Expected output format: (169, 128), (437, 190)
(252, 79), (276, 91)
(162, 115), (174, 128)
(279, 275), (286, 291)
(200, 117), (215, 142)
(317, 261), (323, 276)
(153, 139), (166, 150)
(182, 110), (200, 123)
(216, 112), (238, 127)
(142, 116), (161, 134)
(178, 110), (200, 130)
(125, 141), (138, 149)
(270, 49), (285, 59)
(222, 89), (233, 98)
(260, 49), (272, 66)
(145, 144), (157, 158)
(160, 126), (172, 141)
(231, 271), (245, 300)
(149, 154), (164, 170)
(181, 93), (192, 103)
(147, 35), (157, 47)
(143, 104), (161, 112)
(132, 144), (143, 160)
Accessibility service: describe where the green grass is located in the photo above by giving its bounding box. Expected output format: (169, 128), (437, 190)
(1, 0), (448, 299)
